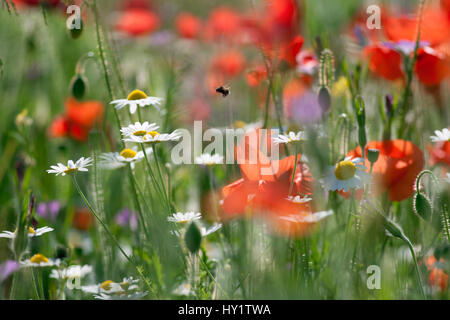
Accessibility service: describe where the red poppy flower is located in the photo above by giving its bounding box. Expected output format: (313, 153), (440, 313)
(279, 35), (304, 67)
(12, 0), (60, 8)
(415, 47), (450, 86)
(207, 50), (245, 93)
(73, 208), (94, 231)
(175, 12), (202, 39)
(203, 7), (242, 41)
(363, 44), (404, 81)
(442, 0), (450, 18)
(49, 97), (104, 142)
(116, 8), (160, 36)
(246, 64), (267, 87)
(265, 0), (299, 42)
(384, 8), (450, 46)
(210, 51), (245, 78)
(426, 255), (449, 291)
(347, 140), (425, 201)
(122, 0), (152, 10)
(65, 97), (104, 128)
(427, 141), (450, 166)
(221, 129), (314, 219)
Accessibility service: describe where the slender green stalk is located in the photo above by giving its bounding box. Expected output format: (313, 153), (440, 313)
(127, 164), (150, 240)
(398, 0), (425, 137)
(263, 76), (273, 129)
(152, 144), (168, 200)
(140, 144), (171, 213)
(91, 0), (124, 147)
(30, 268), (41, 300)
(72, 175), (132, 265)
(405, 238), (426, 299)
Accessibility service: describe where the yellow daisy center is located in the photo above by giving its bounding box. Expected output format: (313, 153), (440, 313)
(142, 131), (161, 143)
(64, 166), (78, 174)
(30, 253), (49, 264)
(120, 148), (137, 159)
(147, 131), (159, 137)
(100, 280), (114, 290)
(28, 227), (36, 234)
(120, 281), (130, 290)
(334, 160), (356, 180)
(127, 89), (147, 101)
(233, 120), (247, 129)
(133, 130), (148, 136)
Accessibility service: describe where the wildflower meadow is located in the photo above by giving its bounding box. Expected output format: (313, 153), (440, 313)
(0, 0), (449, 304)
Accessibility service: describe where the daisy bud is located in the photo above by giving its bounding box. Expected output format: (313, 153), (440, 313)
(318, 86), (331, 113)
(70, 74), (87, 100)
(413, 191), (433, 221)
(367, 148), (379, 164)
(184, 222), (202, 254)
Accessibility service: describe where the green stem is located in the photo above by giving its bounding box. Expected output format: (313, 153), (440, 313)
(140, 144), (171, 213)
(398, 0), (425, 138)
(404, 238), (426, 299)
(127, 164), (150, 240)
(72, 175), (132, 265)
(152, 144), (168, 202)
(92, 1), (124, 148)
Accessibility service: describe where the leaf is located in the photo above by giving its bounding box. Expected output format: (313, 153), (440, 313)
(0, 58), (3, 78)
(185, 222), (202, 254)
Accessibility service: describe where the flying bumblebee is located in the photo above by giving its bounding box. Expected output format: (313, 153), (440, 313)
(215, 85), (230, 97)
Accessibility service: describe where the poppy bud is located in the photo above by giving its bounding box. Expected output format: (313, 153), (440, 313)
(70, 74), (87, 100)
(413, 191), (433, 221)
(367, 148), (379, 164)
(184, 222), (202, 253)
(55, 245), (68, 260)
(318, 86), (331, 113)
(385, 94), (393, 116)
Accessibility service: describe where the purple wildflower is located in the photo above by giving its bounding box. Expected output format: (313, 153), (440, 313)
(0, 260), (20, 282)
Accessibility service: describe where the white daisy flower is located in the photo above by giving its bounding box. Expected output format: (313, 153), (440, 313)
(20, 254), (60, 268)
(195, 153), (224, 166)
(430, 128), (450, 142)
(94, 291), (148, 300)
(99, 147), (152, 170)
(272, 131), (306, 145)
(82, 277), (146, 299)
(50, 265), (92, 281)
(124, 130), (181, 144)
(110, 89), (163, 114)
(46, 157), (92, 176)
(200, 223), (222, 236)
(323, 157), (370, 192)
(279, 210), (334, 224)
(120, 122), (160, 138)
(82, 277), (139, 294)
(0, 226), (53, 239)
(173, 282), (193, 296)
(168, 212), (202, 224)
(286, 195), (313, 203)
